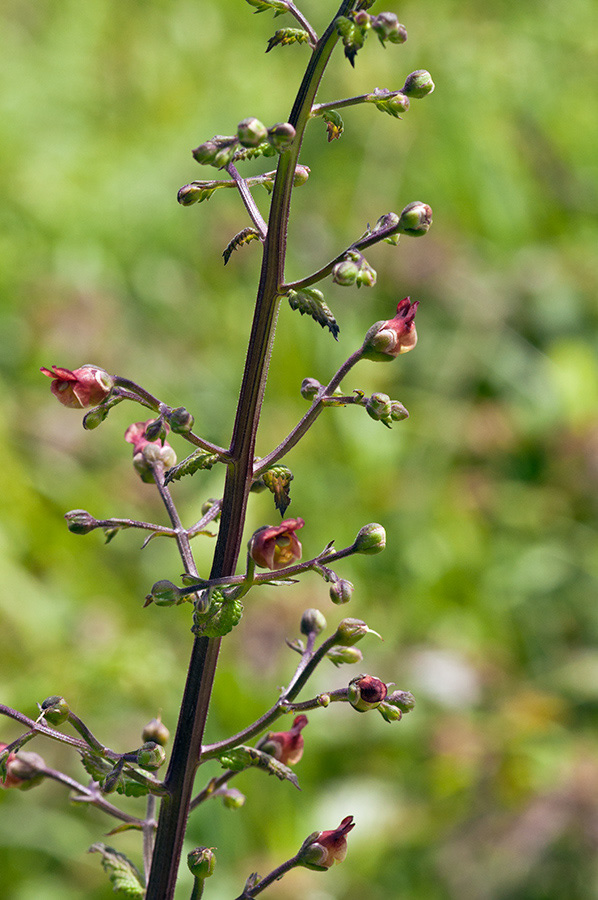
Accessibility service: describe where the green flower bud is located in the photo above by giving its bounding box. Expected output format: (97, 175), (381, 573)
(334, 618), (380, 647)
(143, 418), (164, 442)
(293, 164), (310, 186)
(40, 695), (70, 726)
(390, 400), (409, 421)
(142, 717), (170, 746)
(64, 509), (98, 535)
(353, 523), (386, 554)
(169, 407), (194, 434)
(329, 579), (354, 605)
(386, 689), (416, 712)
(146, 580), (184, 607)
(201, 497), (221, 519)
(187, 847), (216, 879)
(327, 645), (363, 667)
(267, 122), (296, 152)
(366, 392), (392, 422)
(348, 674), (388, 712)
(301, 608), (327, 636)
(193, 135), (238, 168)
(82, 405), (110, 430)
(371, 12), (407, 44)
(378, 701), (403, 722)
(222, 787), (246, 809)
(300, 377), (322, 400)
(402, 69), (435, 99)
(332, 258), (359, 286)
(237, 117), (269, 148)
(356, 262), (377, 287)
(397, 201), (433, 236)
(136, 741), (166, 771)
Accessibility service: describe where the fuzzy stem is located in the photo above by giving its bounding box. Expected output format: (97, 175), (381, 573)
(226, 162), (268, 239)
(233, 854), (302, 899)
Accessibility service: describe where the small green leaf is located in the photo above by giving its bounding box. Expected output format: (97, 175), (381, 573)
(218, 745), (300, 789)
(233, 142), (277, 163)
(266, 27), (310, 52)
(89, 843), (144, 898)
(164, 448), (220, 484)
(245, 0), (288, 14)
(287, 288), (339, 339)
(223, 227), (261, 265)
(192, 590), (244, 638)
(262, 465), (293, 514)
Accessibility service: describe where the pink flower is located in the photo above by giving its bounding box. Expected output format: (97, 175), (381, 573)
(258, 715), (308, 766)
(249, 518), (304, 570)
(40, 365), (113, 408)
(299, 815), (356, 870)
(0, 743), (45, 790)
(363, 297), (419, 360)
(124, 420), (177, 483)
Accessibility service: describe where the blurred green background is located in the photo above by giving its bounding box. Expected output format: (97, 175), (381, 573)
(1, 0), (598, 897)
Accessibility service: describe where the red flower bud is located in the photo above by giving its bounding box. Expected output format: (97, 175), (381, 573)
(363, 298), (419, 361)
(348, 674), (388, 712)
(299, 815), (356, 871)
(249, 518), (304, 570)
(124, 420), (177, 483)
(40, 365), (113, 408)
(257, 715), (308, 766)
(0, 744), (45, 790)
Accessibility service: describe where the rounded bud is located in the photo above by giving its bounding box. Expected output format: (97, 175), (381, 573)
(332, 258), (359, 286)
(402, 69), (435, 98)
(82, 406), (110, 430)
(142, 717), (170, 746)
(390, 400), (409, 421)
(371, 12), (407, 44)
(398, 201), (433, 236)
(353, 523), (386, 554)
(386, 93), (410, 114)
(222, 787), (246, 809)
(201, 497), (221, 519)
(329, 579), (354, 605)
(298, 815), (355, 871)
(237, 117), (269, 148)
(136, 741), (166, 771)
(192, 139), (220, 165)
(169, 407), (195, 434)
(300, 377), (322, 400)
(366, 393), (392, 422)
(64, 509), (98, 535)
(267, 122), (296, 152)
(187, 847), (216, 880)
(386, 689), (416, 713)
(348, 674), (388, 712)
(327, 645), (363, 666)
(300, 608), (327, 636)
(378, 701), (403, 722)
(40, 695), (70, 726)
(334, 618), (370, 647)
(1, 746), (46, 790)
(293, 164), (311, 186)
(146, 580), (183, 607)
(177, 184), (203, 206)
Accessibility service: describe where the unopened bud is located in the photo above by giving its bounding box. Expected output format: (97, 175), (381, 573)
(356, 262), (376, 288)
(187, 847), (216, 880)
(332, 258), (359, 286)
(348, 674), (388, 712)
(222, 787), (246, 809)
(293, 164), (310, 186)
(301, 608), (327, 636)
(371, 12), (407, 44)
(378, 701), (403, 722)
(397, 201), (433, 236)
(136, 741), (166, 771)
(366, 393), (392, 422)
(82, 405), (110, 430)
(65, 509), (98, 535)
(237, 117), (269, 148)
(386, 689), (416, 712)
(267, 122), (296, 152)
(353, 523), (386, 554)
(1, 749), (46, 790)
(402, 69), (435, 98)
(329, 579), (354, 605)
(390, 400), (409, 421)
(334, 618), (379, 647)
(192, 135), (238, 168)
(169, 407), (194, 434)
(40, 695), (70, 726)
(327, 645), (363, 666)
(146, 580), (183, 607)
(300, 377), (322, 400)
(142, 717), (170, 746)
(201, 498), (221, 519)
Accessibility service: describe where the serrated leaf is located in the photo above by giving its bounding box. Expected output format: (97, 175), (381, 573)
(233, 142), (277, 163)
(287, 288), (339, 339)
(266, 27), (310, 52)
(245, 0), (288, 13)
(321, 109), (344, 142)
(223, 227), (261, 265)
(218, 746), (300, 789)
(116, 777), (151, 798)
(81, 751), (113, 782)
(164, 448), (219, 484)
(192, 590), (244, 638)
(89, 843), (144, 898)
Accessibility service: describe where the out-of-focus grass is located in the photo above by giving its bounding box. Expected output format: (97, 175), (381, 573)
(1, 0), (597, 897)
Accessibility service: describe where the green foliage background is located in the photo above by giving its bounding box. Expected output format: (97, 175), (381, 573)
(1, 0), (597, 897)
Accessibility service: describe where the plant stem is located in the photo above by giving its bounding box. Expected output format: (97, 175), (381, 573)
(232, 854), (301, 899)
(145, 5), (358, 897)
(226, 162), (268, 239)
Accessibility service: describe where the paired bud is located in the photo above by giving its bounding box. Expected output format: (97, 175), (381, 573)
(371, 12), (407, 45)
(142, 717), (170, 746)
(300, 608), (327, 636)
(64, 509), (98, 535)
(237, 117), (269, 148)
(192, 135), (237, 168)
(402, 69), (435, 98)
(125, 421), (177, 483)
(298, 815), (356, 870)
(365, 393), (408, 427)
(362, 298), (419, 361)
(353, 523), (386, 554)
(257, 715), (308, 766)
(332, 251), (376, 288)
(136, 741), (166, 771)
(248, 518), (304, 570)
(348, 674), (388, 712)
(40, 364), (113, 409)
(39, 695), (70, 726)
(168, 407), (194, 434)
(378, 690), (416, 723)
(329, 579), (354, 605)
